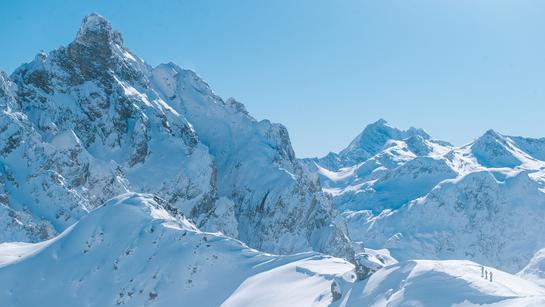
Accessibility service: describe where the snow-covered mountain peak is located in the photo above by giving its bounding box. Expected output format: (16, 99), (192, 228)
(361, 119), (430, 141)
(0, 14), (357, 263)
(304, 119), (545, 274)
(338, 119), (431, 165)
(481, 128), (502, 139)
(470, 129), (530, 168)
(76, 13), (123, 47)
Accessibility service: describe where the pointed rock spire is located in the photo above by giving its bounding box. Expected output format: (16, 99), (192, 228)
(75, 13), (123, 46)
(65, 13), (138, 84)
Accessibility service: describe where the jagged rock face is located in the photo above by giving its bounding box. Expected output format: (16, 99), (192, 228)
(67, 14), (132, 85)
(0, 14), (354, 260)
(3, 14), (216, 243)
(0, 75), (72, 241)
(151, 63), (353, 258)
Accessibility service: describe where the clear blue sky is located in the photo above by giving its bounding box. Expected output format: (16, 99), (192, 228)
(1, 0), (545, 157)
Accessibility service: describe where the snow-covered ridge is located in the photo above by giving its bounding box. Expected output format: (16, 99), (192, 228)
(1, 193), (543, 306)
(0, 193), (357, 307)
(305, 119), (545, 272)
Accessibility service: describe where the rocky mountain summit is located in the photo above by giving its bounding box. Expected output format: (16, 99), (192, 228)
(0, 14), (356, 262)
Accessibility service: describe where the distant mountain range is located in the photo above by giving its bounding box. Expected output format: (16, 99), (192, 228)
(303, 119), (545, 273)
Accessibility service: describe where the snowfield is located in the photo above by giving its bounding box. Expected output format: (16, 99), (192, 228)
(0, 193), (359, 307)
(1, 199), (544, 307)
(334, 260), (545, 307)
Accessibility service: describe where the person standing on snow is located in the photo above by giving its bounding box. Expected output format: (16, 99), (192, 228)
(481, 266), (484, 277)
(490, 271), (493, 282)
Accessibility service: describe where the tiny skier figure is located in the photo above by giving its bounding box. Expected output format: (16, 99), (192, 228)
(481, 265), (484, 278)
(490, 271), (493, 282)
(485, 270), (488, 279)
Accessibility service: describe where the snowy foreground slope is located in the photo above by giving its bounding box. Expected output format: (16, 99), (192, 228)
(305, 120), (545, 273)
(336, 260), (545, 307)
(0, 194), (352, 307)
(1, 193), (544, 307)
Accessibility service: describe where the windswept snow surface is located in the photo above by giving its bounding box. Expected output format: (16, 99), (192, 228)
(333, 260), (545, 307)
(222, 257), (355, 307)
(0, 240), (55, 267)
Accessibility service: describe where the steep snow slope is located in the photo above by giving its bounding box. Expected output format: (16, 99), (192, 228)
(0, 193), (357, 307)
(306, 120), (545, 272)
(0, 14), (353, 260)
